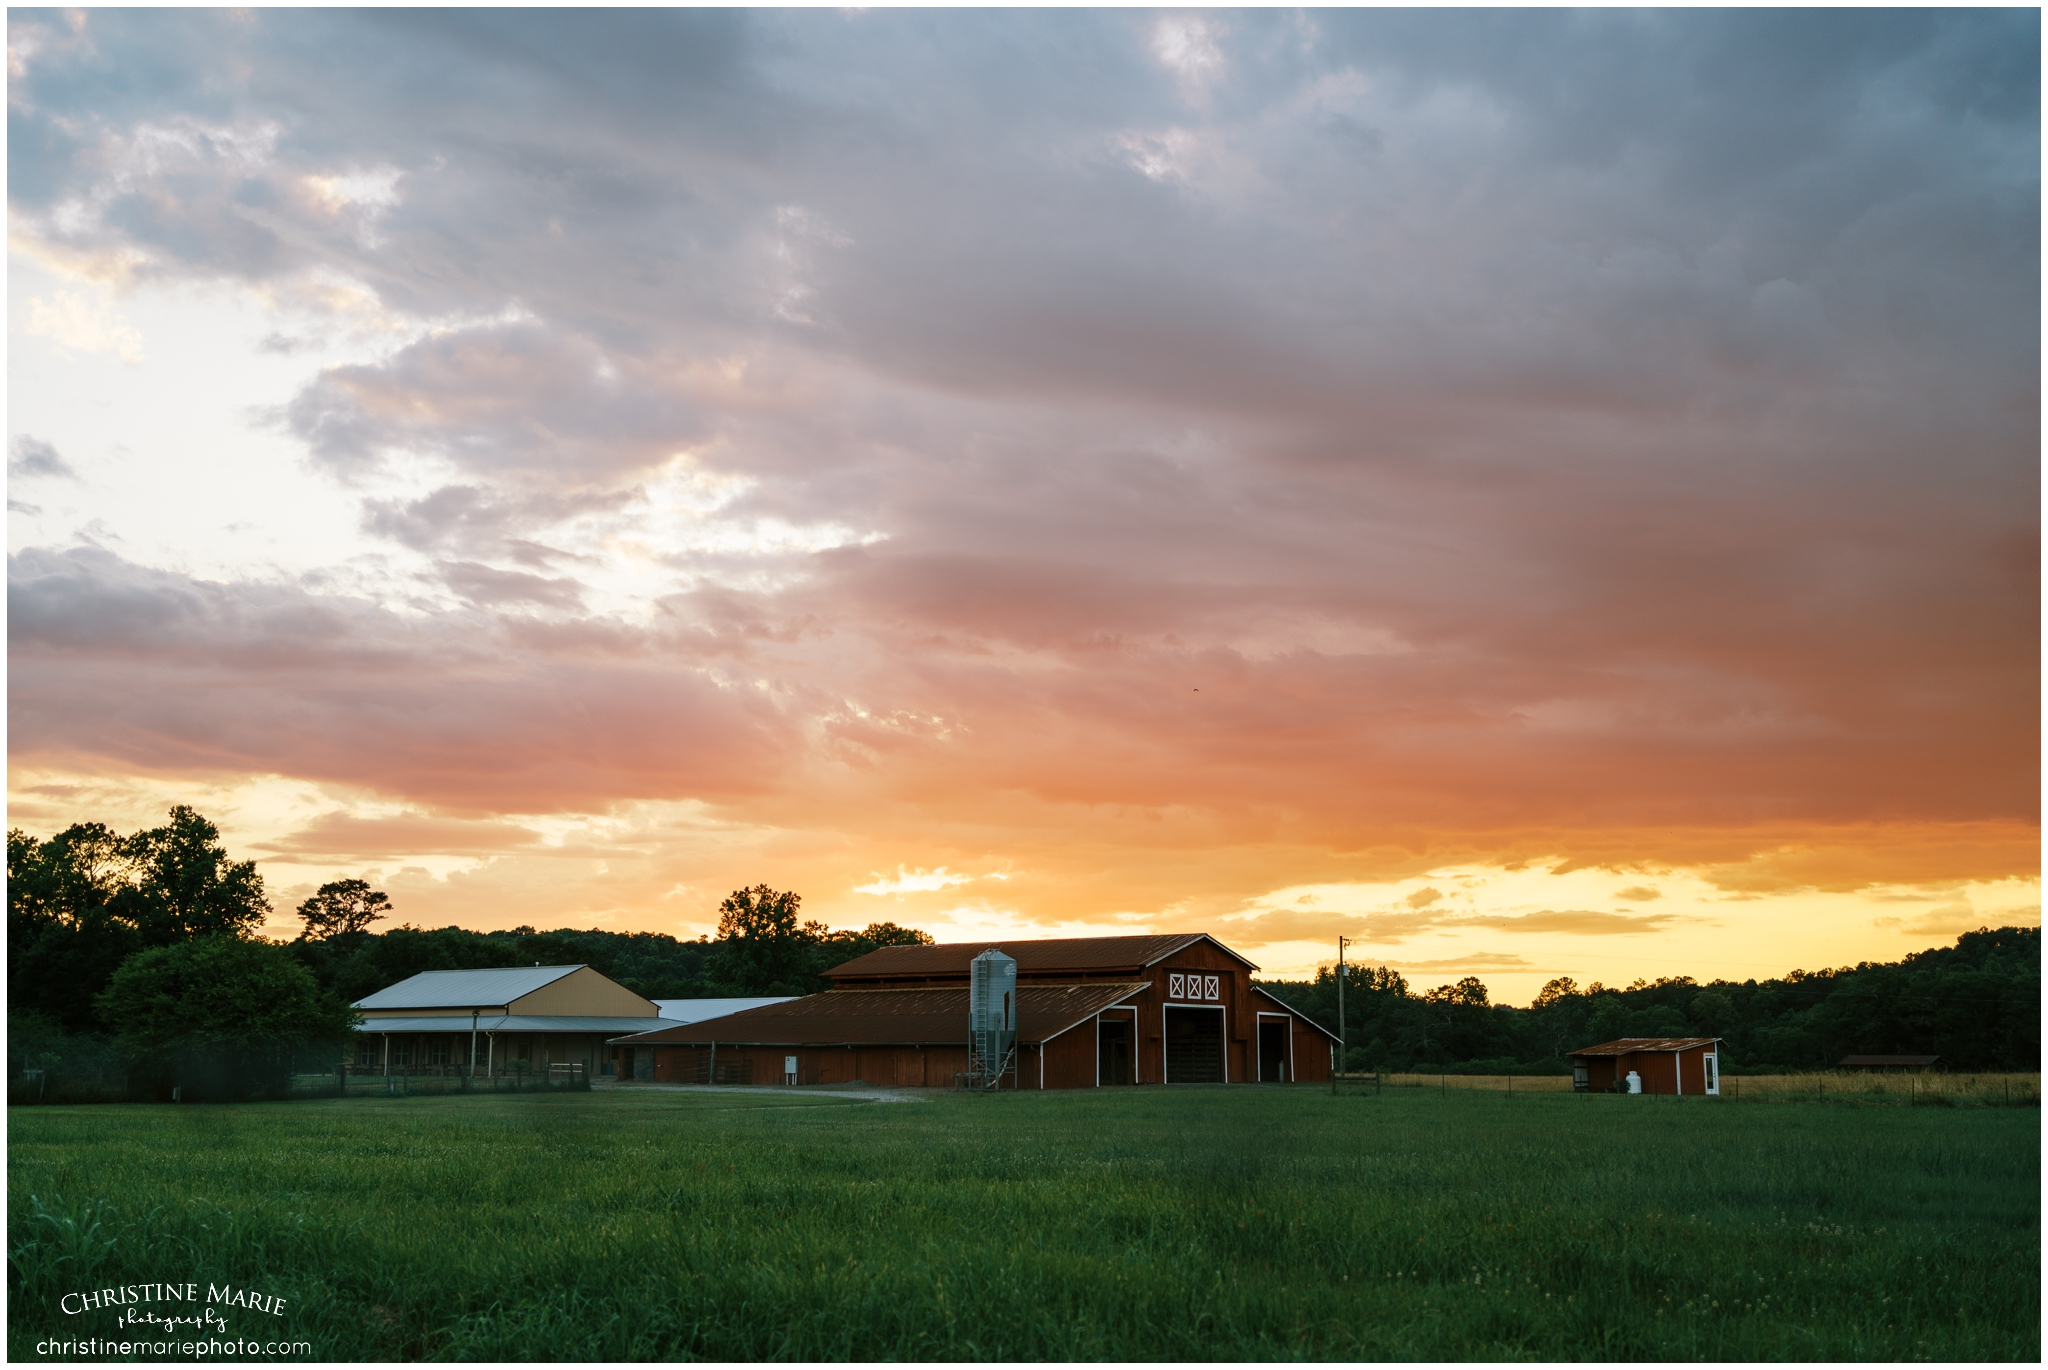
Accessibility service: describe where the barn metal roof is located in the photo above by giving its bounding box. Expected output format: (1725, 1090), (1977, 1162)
(352, 1015), (669, 1034)
(611, 983), (1149, 1047)
(1570, 1036), (1722, 1056)
(654, 997), (797, 1023)
(353, 965), (585, 1010)
(826, 933), (1257, 980)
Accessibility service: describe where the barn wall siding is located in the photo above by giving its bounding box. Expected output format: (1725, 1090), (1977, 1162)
(1042, 1023), (1097, 1090)
(635, 1020), (1339, 1092)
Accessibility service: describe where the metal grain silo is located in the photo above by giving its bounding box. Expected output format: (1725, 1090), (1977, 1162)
(968, 948), (1018, 1089)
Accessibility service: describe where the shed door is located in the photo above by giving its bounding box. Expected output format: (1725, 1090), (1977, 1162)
(1257, 1020), (1289, 1082)
(1098, 1017), (1132, 1085)
(634, 1048), (654, 1082)
(1703, 1053), (1718, 1096)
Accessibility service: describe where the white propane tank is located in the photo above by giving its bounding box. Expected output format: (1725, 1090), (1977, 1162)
(1626, 1070), (1643, 1095)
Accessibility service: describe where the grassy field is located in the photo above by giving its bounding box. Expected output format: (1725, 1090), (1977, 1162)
(8, 1084), (2038, 1361)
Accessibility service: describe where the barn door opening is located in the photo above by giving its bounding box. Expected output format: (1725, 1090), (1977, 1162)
(1258, 1020), (1289, 1082)
(1164, 1006), (1223, 1083)
(1098, 1017), (1132, 1085)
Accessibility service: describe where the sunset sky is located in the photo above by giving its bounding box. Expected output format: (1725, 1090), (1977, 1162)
(8, 10), (2038, 1004)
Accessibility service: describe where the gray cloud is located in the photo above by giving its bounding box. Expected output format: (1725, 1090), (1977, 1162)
(8, 547), (798, 814)
(438, 560), (586, 611)
(360, 484), (625, 560)
(1386, 954), (1540, 975)
(253, 811), (544, 862)
(285, 323), (706, 482)
(9, 436), (77, 481)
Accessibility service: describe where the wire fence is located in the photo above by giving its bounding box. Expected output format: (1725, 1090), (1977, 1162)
(1336, 1070), (2040, 1105)
(286, 1064), (591, 1098)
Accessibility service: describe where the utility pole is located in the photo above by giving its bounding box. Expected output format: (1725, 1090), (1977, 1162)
(1332, 934), (1351, 1096)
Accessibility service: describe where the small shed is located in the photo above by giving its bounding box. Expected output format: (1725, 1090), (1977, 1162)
(1839, 1054), (1944, 1072)
(1569, 1037), (1724, 1096)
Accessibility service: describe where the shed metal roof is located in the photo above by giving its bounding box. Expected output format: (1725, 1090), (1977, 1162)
(826, 933), (1256, 980)
(353, 965), (585, 1010)
(352, 1014), (669, 1034)
(612, 983), (1149, 1047)
(1570, 1036), (1722, 1056)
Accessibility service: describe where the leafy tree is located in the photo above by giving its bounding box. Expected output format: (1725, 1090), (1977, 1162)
(8, 826), (145, 1032)
(1425, 976), (1490, 1007)
(296, 878), (393, 940)
(122, 806), (270, 944)
(95, 934), (357, 1100)
(10, 808), (274, 1033)
(710, 886), (822, 994)
(309, 924), (530, 1006)
(835, 922), (936, 950)
(1689, 989), (1735, 1034)
(1584, 996), (1630, 1045)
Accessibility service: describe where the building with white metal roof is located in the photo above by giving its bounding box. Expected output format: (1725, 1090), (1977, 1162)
(351, 964), (665, 1081)
(355, 964), (593, 1011)
(653, 997), (796, 1023)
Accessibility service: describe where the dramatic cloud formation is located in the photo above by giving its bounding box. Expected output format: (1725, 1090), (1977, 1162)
(8, 10), (2037, 997)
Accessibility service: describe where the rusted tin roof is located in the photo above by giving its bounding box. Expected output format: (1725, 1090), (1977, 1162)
(1570, 1036), (1722, 1056)
(826, 933), (1257, 980)
(611, 982), (1149, 1047)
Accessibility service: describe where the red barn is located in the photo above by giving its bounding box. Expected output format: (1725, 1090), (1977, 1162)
(1570, 1037), (1725, 1095)
(611, 933), (1338, 1088)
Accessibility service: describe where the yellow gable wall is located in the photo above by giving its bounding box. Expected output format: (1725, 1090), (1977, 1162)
(510, 966), (658, 1018)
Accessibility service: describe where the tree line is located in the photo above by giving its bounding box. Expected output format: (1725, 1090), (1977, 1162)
(1256, 925), (2040, 1074)
(15, 807), (2034, 1097)
(8, 809), (929, 1102)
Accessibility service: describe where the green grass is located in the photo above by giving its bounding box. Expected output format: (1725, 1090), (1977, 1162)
(8, 1085), (2038, 1361)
